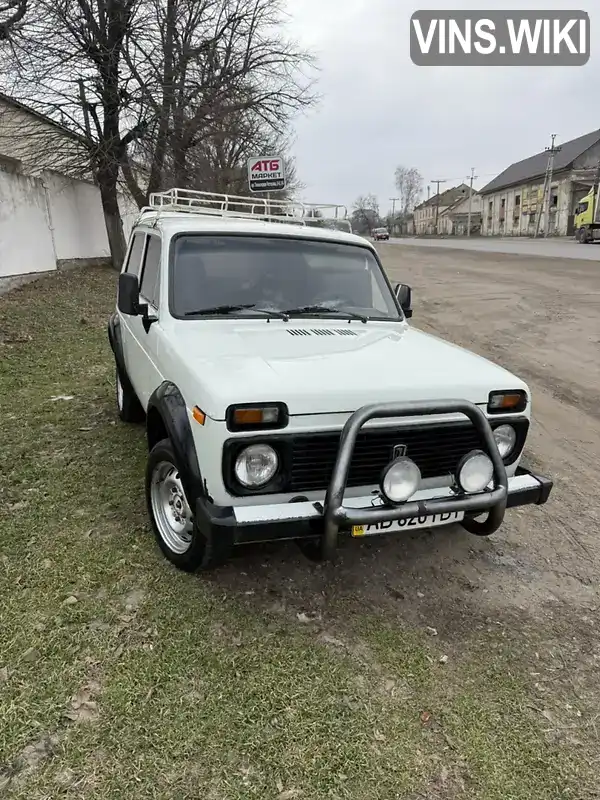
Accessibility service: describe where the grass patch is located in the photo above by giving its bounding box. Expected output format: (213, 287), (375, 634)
(0, 266), (595, 798)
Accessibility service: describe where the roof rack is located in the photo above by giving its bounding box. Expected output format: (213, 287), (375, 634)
(136, 188), (352, 233)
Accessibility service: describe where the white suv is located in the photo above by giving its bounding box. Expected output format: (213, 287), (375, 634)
(108, 188), (553, 572)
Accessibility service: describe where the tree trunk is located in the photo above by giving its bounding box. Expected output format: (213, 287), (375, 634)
(99, 175), (126, 268)
(172, 142), (188, 189)
(120, 154), (148, 209)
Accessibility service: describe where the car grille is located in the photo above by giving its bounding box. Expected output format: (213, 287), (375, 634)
(288, 422), (488, 492)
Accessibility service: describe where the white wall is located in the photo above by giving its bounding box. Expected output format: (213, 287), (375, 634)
(0, 167), (140, 276)
(0, 96), (142, 275)
(43, 171), (110, 260)
(0, 170), (56, 277)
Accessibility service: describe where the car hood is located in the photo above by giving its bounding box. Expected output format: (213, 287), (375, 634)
(170, 319), (527, 418)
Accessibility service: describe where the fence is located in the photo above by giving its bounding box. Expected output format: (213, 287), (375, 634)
(0, 168), (137, 278)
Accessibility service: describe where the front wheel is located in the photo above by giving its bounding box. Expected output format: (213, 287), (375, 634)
(145, 438), (230, 572)
(578, 227), (590, 244)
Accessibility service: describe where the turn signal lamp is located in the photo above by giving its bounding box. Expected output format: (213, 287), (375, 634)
(226, 403), (288, 432)
(192, 406), (206, 425)
(487, 390), (527, 414)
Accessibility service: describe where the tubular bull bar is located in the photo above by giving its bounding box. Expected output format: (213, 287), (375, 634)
(195, 399), (553, 562)
(321, 399), (508, 560)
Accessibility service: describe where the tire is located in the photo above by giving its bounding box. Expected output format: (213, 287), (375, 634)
(115, 366), (145, 423)
(145, 438), (231, 572)
(579, 227), (589, 244)
(296, 537), (327, 562)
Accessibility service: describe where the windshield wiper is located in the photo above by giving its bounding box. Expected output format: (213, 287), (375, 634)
(283, 304), (368, 323)
(184, 304), (288, 320)
(184, 304), (253, 316)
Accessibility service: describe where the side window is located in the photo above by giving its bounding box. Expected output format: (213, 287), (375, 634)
(140, 234), (162, 308)
(124, 232), (145, 276)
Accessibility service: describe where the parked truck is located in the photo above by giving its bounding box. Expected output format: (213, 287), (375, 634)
(574, 185), (600, 243)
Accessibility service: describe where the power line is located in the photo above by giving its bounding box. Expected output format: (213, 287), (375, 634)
(438, 171), (498, 183)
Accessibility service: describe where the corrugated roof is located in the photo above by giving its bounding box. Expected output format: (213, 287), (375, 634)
(415, 183), (470, 209)
(440, 193), (478, 215)
(480, 129), (600, 195)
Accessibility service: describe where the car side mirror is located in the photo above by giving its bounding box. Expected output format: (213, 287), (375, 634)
(395, 283), (413, 318)
(118, 272), (140, 316)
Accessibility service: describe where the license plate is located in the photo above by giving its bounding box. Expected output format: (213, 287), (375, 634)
(351, 511), (464, 538)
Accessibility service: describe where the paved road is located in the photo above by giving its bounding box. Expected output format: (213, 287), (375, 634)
(387, 236), (600, 261)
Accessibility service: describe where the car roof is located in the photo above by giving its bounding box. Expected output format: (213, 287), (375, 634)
(133, 211), (374, 249)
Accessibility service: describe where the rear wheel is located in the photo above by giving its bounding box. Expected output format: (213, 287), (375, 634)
(145, 438), (231, 572)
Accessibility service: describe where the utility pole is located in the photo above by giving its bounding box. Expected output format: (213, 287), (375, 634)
(466, 167), (478, 237)
(591, 158), (600, 230)
(535, 134), (561, 238)
(389, 197), (399, 233)
(431, 179), (446, 235)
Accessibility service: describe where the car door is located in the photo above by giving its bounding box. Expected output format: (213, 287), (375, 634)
(121, 231), (165, 409)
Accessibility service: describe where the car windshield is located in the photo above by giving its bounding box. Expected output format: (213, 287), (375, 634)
(169, 235), (401, 320)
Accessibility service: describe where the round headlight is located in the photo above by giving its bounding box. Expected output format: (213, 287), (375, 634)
(457, 450), (494, 494)
(493, 424), (517, 458)
(235, 444), (279, 488)
(381, 457), (421, 504)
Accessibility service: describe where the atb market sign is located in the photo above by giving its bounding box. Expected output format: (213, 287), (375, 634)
(247, 157), (286, 193)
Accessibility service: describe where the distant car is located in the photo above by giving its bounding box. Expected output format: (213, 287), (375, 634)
(373, 228), (390, 241)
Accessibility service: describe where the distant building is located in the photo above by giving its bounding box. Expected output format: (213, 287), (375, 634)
(480, 129), (600, 237)
(413, 184), (471, 234)
(438, 192), (482, 236)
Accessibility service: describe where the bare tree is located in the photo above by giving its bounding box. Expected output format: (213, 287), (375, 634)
(394, 166), (423, 218)
(151, 110), (304, 200)
(2, 0), (315, 264)
(0, 0), (27, 40)
(3, 0), (149, 266)
(351, 193), (380, 235)
(120, 0), (316, 205)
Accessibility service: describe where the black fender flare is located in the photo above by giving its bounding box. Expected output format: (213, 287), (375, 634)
(147, 382), (205, 508)
(107, 311), (126, 378)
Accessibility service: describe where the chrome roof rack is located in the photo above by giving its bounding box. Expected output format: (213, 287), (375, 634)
(135, 188), (352, 233)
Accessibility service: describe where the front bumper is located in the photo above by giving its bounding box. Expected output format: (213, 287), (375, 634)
(195, 466), (553, 549)
(196, 399), (552, 560)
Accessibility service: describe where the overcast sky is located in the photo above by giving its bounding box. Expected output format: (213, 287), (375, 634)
(287, 0), (599, 214)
